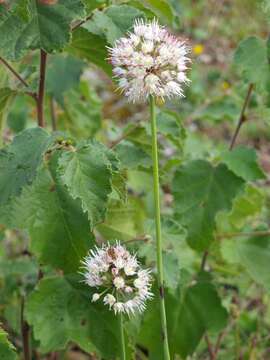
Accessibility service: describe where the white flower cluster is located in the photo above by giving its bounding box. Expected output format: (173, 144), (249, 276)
(82, 242), (153, 315)
(109, 19), (190, 103)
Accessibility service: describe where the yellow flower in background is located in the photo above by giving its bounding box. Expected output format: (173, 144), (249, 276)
(193, 44), (204, 56)
(222, 81), (230, 90)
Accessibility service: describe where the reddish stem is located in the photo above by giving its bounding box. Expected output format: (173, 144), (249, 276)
(37, 50), (47, 128)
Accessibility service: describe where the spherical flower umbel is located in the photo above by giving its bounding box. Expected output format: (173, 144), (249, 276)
(108, 19), (190, 103)
(81, 242), (153, 315)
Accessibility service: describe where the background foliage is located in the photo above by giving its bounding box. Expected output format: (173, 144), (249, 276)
(0, 0), (270, 359)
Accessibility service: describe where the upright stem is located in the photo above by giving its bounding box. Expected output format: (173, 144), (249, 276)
(229, 83), (254, 150)
(37, 50), (47, 128)
(119, 312), (126, 360)
(21, 297), (31, 360)
(149, 95), (171, 360)
(50, 96), (57, 131)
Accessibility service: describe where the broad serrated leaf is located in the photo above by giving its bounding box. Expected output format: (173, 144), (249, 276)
(0, 127), (50, 211)
(0, 0), (85, 60)
(168, 280), (228, 357)
(0, 327), (17, 360)
(68, 28), (112, 75)
(222, 234), (270, 292)
(237, 235), (270, 291)
(58, 141), (116, 228)
(26, 276), (120, 357)
(84, 5), (145, 45)
(138, 279), (228, 359)
(221, 146), (266, 181)
(228, 184), (264, 229)
(157, 109), (186, 149)
(58, 85), (102, 138)
(172, 160), (244, 251)
(115, 141), (151, 169)
(46, 54), (85, 104)
(97, 197), (145, 241)
(234, 36), (270, 87)
(13, 162), (94, 273)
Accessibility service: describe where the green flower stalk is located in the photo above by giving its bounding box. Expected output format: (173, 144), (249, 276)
(109, 19), (190, 360)
(149, 94), (171, 359)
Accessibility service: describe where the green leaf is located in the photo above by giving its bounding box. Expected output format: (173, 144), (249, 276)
(0, 127), (50, 210)
(46, 55), (85, 104)
(0, 88), (16, 145)
(156, 109), (186, 149)
(223, 235), (270, 292)
(26, 276), (120, 357)
(137, 0), (174, 24)
(68, 28), (112, 75)
(221, 146), (266, 181)
(58, 141), (116, 228)
(168, 280), (228, 357)
(0, 327), (17, 360)
(138, 279), (228, 359)
(82, 0), (104, 13)
(13, 162), (94, 273)
(137, 218), (196, 290)
(172, 160), (244, 251)
(228, 184), (264, 229)
(238, 235), (270, 291)
(59, 85), (102, 138)
(234, 36), (269, 86)
(115, 141), (151, 169)
(0, 0), (85, 60)
(97, 197), (145, 241)
(84, 5), (145, 45)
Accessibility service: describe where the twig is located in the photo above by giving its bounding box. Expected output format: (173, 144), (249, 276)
(200, 251), (208, 271)
(21, 297), (31, 360)
(50, 96), (57, 131)
(124, 236), (150, 244)
(0, 56), (37, 99)
(109, 122), (142, 149)
(217, 230), (270, 240)
(204, 334), (216, 360)
(71, 13), (94, 32)
(214, 330), (226, 356)
(37, 50), (47, 128)
(229, 83), (254, 150)
(0, 56), (29, 88)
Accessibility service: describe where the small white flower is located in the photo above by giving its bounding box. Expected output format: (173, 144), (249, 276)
(142, 41), (154, 53)
(125, 286), (133, 293)
(81, 242), (153, 315)
(104, 294), (116, 308)
(114, 302), (125, 314)
(92, 293), (100, 302)
(113, 276), (125, 289)
(108, 19), (190, 102)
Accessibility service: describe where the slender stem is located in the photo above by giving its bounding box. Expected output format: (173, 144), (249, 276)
(37, 50), (47, 128)
(204, 334), (216, 360)
(200, 251), (208, 271)
(50, 96), (57, 131)
(119, 312), (126, 360)
(229, 83), (254, 150)
(149, 95), (170, 360)
(0, 56), (29, 88)
(21, 297), (31, 360)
